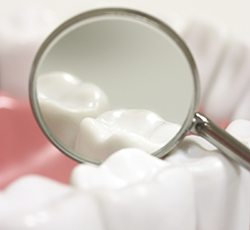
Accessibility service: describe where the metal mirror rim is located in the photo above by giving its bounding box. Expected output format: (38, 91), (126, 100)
(29, 7), (200, 164)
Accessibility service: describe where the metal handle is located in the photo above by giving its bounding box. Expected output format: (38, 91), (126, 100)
(192, 112), (250, 171)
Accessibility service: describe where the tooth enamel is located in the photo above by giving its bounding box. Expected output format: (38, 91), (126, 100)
(71, 148), (166, 190)
(168, 128), (250, 230)
(74, 110), (180, 161)
(225, 119), (250, 147)
(0, 7), (58, 97)
(182, 21), (226, 101)
(233, 89), (250, 121)
(0, 176), (104, 230)
(37, 72), (109, 148)
(203, 42), (250, 123)
(98, 166), (196, 230)
(0, 175), (71, 221)
(1, 120), (250, 229)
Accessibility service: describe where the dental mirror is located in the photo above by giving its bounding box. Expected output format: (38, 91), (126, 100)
(30, 8), (250, 170)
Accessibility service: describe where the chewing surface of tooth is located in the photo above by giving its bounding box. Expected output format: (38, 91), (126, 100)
(0, 7), (58, 97)
(71, 148), (166, 190)
(38, 72), (109, 148)
(74, 110), (180, 161)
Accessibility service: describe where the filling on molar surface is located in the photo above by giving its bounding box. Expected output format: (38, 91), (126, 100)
(37, 72), (181, 160)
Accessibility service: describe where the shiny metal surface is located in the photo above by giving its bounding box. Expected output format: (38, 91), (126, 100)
(192, 112), (250, 171)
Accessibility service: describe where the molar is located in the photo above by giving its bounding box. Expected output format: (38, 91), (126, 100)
(74, 110), (180, 161)
(0, 175), (72, 221)
(71, 148), (166, 190)
(0, 176), (104, 230)
(167, 121), (250, 230)
(72, 149), (196, 230)
(37, 72), (109, 148)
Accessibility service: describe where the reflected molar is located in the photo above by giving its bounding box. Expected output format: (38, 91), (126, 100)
(37, 72), (109, 148)
(0, 6), (58, 97)
(75, 110), (180, 161)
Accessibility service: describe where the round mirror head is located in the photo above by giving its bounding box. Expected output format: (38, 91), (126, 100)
(30, 8), (199, 164)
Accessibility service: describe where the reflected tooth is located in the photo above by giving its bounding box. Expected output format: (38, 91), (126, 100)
(203, 42), (250, 123)
(0, 177), (104, 230)
(38, 72), (109, 148)
(75, 109), (180, 160)
(182, 21), (226, 101)
(0, 7), (58, 97)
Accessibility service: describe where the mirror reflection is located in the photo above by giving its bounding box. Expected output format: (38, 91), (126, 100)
(32, 11), (196, 163)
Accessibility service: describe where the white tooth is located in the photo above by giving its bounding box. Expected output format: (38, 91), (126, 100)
(0, 178), (104, 230)
(233, 89), (250, 120)
(75, 109), (180, 161)
(0, 7), (58, 97)
(226, 119), (250, 147)
(98, 165), (196, 230)
(203, 41), (250, 123)
(73, 148), (195, 230)
(38, 72), (109, 148)
(168, 130), (250, 230)
(0, 175), (71, 220)
(182, 21), (226, 101)
(71, 148), (165, 190)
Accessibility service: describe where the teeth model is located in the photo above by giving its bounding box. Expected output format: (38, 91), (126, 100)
(1, 6), (250, 230)
(0, 6), (58, 98)
(0, 119), (249, 230)
(75, 109), (180, 160)
(37, 72), (110, 148)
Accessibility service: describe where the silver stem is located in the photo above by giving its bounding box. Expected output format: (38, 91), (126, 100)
(192, 112), (250, 171)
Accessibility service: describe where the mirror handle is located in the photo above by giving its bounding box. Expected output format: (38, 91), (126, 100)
(192, 112), (250, 171)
